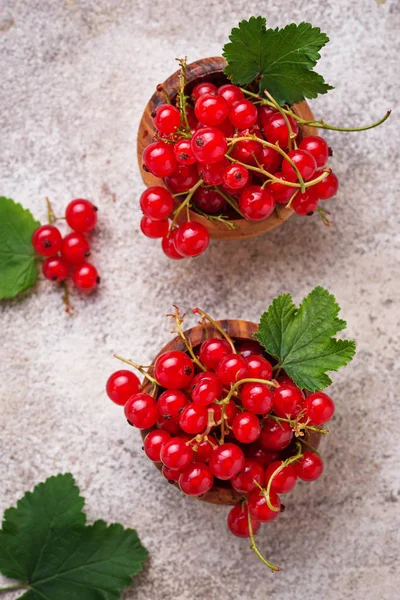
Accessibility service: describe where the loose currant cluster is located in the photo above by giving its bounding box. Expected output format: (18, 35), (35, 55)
(139, 61), (340, 260)
(106, 308), (335, 570)
(31, 198), (100, 292)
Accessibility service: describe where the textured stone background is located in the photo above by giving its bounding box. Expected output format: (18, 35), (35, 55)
(1, 1), (399, 599)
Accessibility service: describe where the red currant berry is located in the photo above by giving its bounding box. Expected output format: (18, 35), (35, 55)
(124, 393), (158, 429)
(157, 417), (181, 436)
(222, 164), (249, 190)
(178, 462), (214, 496)
(140, 186), (174, 221)
(210, 399), (238, 426)
(65, 199), (97, 233)
(248, 489), (281, 522)
(197, 158), (228, 186)
(231, 133), (262, 165)
(72, 262), (99, 291)
(160, 437), (194, 470)
(217, 353), (248, 386)
(217, 84), (244, 107)
(174, 222), (210, 258)
(265, 461), (297, 494)
(299, 135), (329, 167)
(241, 382), (274, 415)
(292, 189), (319, 215)
(244, 355), (273, 380)
(42, 257), (69, 282)
(193, 188), (226, 214)
(154, 351), (194, 389)
(315, 172), (339, 200)
(268, 172), (293, 204)
(273, 383), (304, 418)
(143, 141), (177, 178)
(263, 113), (299, 148)
(227, 503), (260, 538)
(106, 370), (140, 406)
(239, 185), (275, 221)
(32, 225), (62, 257)
(209, 443), (245, 480)
(179, 403), (208, 434)
(191, 372), (222, 405)
(229, 99), (258, 129)
(161, 231), (184, 260)
(143, 429), (171, 461)
(282, 149), (317, 182)
(231, 459), (265, 494)
(232, 412), (261, 444)
(194, 436), (217, 462)
(303, 392), (335, 424)
(236, 340), (264, 358)
(199, 338), (231, 371)
(140, 216), (169, 239)
(152, 103), (181, 135)
(258, 105), (278, 131)
(294, 451), (324, 481)
(165, 164), (200, 194)
(174, 139), (197, 165)
(191, 81), (217, 101)
(260, 418), (293, 451)
(162, 465), (181, 482)
(191, 127), (227, 164)
(61, 232), (90, 265)
(214, 118), (235, 137)
(157, 389), (189, 422)
(247, 444), (279, 468)
(195, 93), (229, 127)
(258, 146), (282, 173)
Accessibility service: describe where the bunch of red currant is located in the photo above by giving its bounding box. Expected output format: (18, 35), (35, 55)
(139, 72), (339, 260)
(31, 198), (100, 292)
(106, 309), (334, 569)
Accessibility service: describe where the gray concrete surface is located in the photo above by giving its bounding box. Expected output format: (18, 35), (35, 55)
(1, 1), (399, 599)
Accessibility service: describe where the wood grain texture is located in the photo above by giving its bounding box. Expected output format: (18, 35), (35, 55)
(141, 320), (323, 506)
(137, 57), (317, 241)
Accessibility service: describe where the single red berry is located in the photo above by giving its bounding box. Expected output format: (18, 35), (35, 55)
(265, 461), (297, 494)
(42, 256), (69, 282)
(61, 232), (90, 265)
(292, 189), (319, 215)
(106, 370), (140, 406)
(72, 262), (99, 291)
(179, 403), (208, 434)
(231, 459), (265, 494)
(273, 383), (304, 418)
(232, 412), (261, 444)
(193, 188), (226, 214)
(258, 105), (278, 132)
(214, 118), (235, 138)
(230, 130), (262, 165)
(174, 222), (210, 258)
(174, 139), (197, 165)
(248, 489), (281, 522)
(160, 437), (194, 470)
(199, 337), (231, 371)
(65, 199), (97, 233)
(197, 158), (229, 186)
(210, 399), (238, 426)
(191, 371), (223, 405)
(217, 84), (244, 107)
(140, 216), (169, 239)
(179, 462), (214, 496)
(165, 164), (200, 194)
(194, 435), (217, 463)
(315, 172), (339, 200)
(217, 353), (248, 387)
(161, 231), (184, 260)
(32, 225), (62, 257)
(209, 443), (245, 479)
(143, 141), (177, 178)
(162, 465), (181, 482)
(157, 417), (181, 436)
(244, 355), (273, 380)
(236, 340), (264, 358)
(268, 172), (294, 204)
(258, 146), (282, 174)
(303, 391), (335, 424)
(241, 382), (274, 414)
(140, 186), (174, 221)
(157, 389), (189, 422)
(191, 81), (217, 101)
(282, 149), (317, 182)
(191, 127), (227, 164)
(154, 351), (194, 389)
(227, 503), (260, 538)
(263, 113), (299, 148)
(260, 418), (293, 451)
(247, 444), (279, 468)
(195, 93), (229, 126)
(143, 429), (171, 461)
(299, 135), (329, 167)
(239, 185), (275, 221)
(294, 451), (324, 481)
(229, 99), (258, 129)
(152, 103), (181, 135)
(124, 392), (158, 429)
(222, 164), (249, 190)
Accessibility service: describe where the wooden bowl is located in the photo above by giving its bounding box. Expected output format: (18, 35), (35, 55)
(141, 319), (322, 506)
(137, 57), (317, 241)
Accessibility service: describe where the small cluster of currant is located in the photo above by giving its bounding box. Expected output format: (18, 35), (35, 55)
(31, 198), (100, 292)
(139, 62), (341, 259)
(106, 309), (334, 570)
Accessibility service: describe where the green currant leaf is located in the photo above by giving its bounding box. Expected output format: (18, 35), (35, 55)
(0, 474), (148, 599)
(0, 197), (40, 300)
(254, 286), (356, 391)
(223, 18), (334, 105)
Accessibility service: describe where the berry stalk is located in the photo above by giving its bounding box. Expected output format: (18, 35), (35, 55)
(246, 507), (280, 572)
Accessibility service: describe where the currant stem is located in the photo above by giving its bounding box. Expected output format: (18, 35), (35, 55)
(176, 57), (191, 133)
(61, 281), (74, 315)
(270, 414), (329, 436)
(263, 442), (303, 511)
(171, 178), (204, 228)
(212, 188), (245, 218)
(191, 204), (237, 230)
(113, 354), (159, 386)
(224, 377), (278, 404)
(46, 197), (56, 224)
(192, 308), (236, 353)
(246, 504), (280, 572)
(263, 89), (296, 151)
(169, 306), (207, 371)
